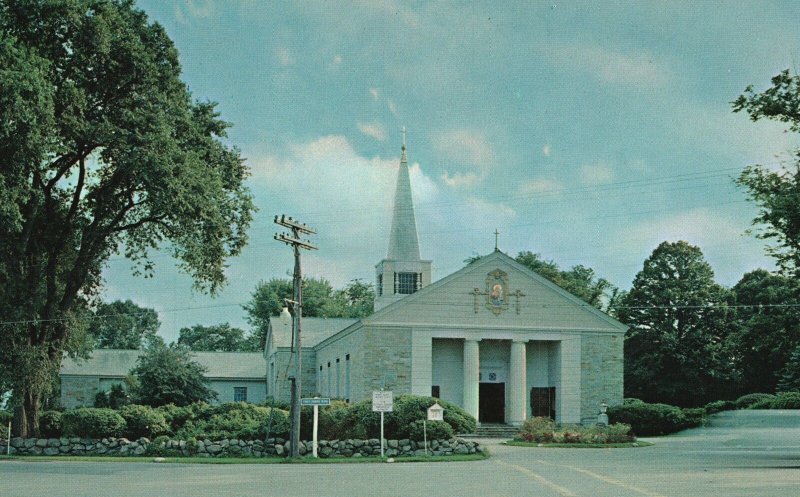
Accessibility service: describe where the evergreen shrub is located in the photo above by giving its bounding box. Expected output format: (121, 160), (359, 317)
(704, 400), (735, 414)
(39, 410), (63, 438)
(747, 397), (776, 409)
(118, 404), (169, 439)
(62, 408), (126, 438)
(407, 419), (454, 441)
(770, 391), (800, 409)
(734, 393), (775, 409)
(175, 402), (289, 440)
(608, 402), (695, 436)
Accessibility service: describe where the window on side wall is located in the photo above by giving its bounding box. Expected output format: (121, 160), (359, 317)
(234, 386), (248, 402)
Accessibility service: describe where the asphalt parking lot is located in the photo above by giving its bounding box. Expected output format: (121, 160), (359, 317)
(2, 410), (798, 497)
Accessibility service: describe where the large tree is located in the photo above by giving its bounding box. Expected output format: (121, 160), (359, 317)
(615, 241), (737, 406)
(733, 70), (800, 277)
(0, 0), (253, 436)
(88, 299), (160, 349)
(177, 323), (256, 352)
(243, 277), (375, 348)
(130, 341), (216, 407)
(729, 270), (800, 394)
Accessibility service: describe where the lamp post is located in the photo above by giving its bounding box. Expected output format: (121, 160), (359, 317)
(274, 215), (316, 458)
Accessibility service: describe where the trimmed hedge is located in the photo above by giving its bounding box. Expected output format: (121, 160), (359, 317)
(118, 404), (169, 439)
(62, 408), (126, 438)
(39, 410), (63, 438)
(734, 393), (775, 409)
(704, 400), (735, 414)
(407, 419), (454, 441)
(608, 401), (704, 436)
(771, 392), (800, 409)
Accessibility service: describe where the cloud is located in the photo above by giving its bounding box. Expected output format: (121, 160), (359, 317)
(542, 144), (552, 157)
(370, 88), (380, 101)
(579, 163), (614, 186)
(518, 178), (563, 196)
(387, 99), (398, 116)
(276, 47), (293, 66)
(174, 0), (214, 23)
(542, 43), (669, 87)
(434, 129), (495, 169)
(332, 55), (343, 65)
(441, 171), (481, 188)
(357, 122), (386, 141)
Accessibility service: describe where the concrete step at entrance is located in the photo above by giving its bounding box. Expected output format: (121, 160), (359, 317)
(462, 423), (520, 439)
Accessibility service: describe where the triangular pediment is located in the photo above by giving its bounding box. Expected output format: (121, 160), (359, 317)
(364, 251), (627, 333)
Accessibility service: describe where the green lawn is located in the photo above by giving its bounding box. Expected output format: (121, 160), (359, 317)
(0, 452), (488, 464)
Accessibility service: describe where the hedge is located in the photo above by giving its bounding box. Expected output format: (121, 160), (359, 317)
(118, 404), (169, 439)
(39, 410), (63, 438)
(770, 392), (800, 409)
(61, 408), (126, 438)
(174, 402), (289, 440)
(607, 401), (704, 436)
(734, 393), (775, 409)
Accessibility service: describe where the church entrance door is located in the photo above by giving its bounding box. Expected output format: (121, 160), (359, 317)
(479, 382), (505, 423)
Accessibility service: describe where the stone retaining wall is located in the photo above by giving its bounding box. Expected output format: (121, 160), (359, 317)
(1, 436), (480, 458)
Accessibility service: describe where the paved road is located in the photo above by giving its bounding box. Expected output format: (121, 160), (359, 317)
(2, 410), (798, 497)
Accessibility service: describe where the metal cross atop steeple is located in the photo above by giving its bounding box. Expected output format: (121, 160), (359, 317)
(494, 229), (500, 252)
(401, 126), (406, 149)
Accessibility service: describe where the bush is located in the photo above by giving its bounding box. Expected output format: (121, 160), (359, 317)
(770, 392), (800, 409)
(748, 397), (776, 409)
(681, 408), (707, 427)
(118, 404), (169, 439)
(518, 416), (556, 443)
(608, 402), (687, 436)
(734, 393), (775, 409)
(157, 403), (196, 435)
(704, 400), (735, 414)
(62, 408), (126, 438)
(407, 420), (454, 441)
(39, 410), (63, 438)
(175, 402), (289, 440)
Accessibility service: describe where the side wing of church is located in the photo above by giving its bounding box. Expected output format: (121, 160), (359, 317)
(267, 136), (626, 426)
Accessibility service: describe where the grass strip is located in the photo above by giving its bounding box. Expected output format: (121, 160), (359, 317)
(0, 452), (488, 464)
(505, 441), (653, 449)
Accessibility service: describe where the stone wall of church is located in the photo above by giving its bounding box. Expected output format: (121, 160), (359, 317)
(580, 333), (624, 424)
(362, 326), (412, 395)
(315, 329), (364, 401)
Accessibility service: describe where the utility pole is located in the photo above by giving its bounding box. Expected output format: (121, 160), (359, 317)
(274, 214), (317, 458)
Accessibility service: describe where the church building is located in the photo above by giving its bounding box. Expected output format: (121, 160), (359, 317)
(265, 138), (626, 426)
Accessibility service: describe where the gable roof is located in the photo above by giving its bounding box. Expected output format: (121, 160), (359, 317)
(363, 250), (627, 332)
(60, 349), (266, 380)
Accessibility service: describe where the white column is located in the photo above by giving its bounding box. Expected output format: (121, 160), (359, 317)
(508, 340), (528, 426)
(463, 339), (480, 423)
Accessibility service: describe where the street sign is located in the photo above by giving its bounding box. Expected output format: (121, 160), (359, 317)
(301, 397), (331, 406)
(372, 391), (393, 412)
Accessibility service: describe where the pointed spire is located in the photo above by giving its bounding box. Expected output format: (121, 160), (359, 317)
(387, 128), (421, 261)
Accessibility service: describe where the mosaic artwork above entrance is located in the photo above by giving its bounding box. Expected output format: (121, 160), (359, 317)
(470, 268), (526, 315)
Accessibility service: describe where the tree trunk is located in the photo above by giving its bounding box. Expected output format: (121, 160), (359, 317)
(11, 389), (41, 438)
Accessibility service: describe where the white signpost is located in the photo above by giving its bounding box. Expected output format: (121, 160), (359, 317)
(372, 390), (393, 457)
(301, 397), (331, 458)
(424, 403), (444, 455)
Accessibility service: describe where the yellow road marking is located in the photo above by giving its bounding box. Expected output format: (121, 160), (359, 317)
(495, 459), (578, 497)
(536, 459), (667, 497)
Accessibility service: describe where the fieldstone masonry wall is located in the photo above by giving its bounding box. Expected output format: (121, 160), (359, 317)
(2, 436), (480, 458)
(580, 333), (624, 425)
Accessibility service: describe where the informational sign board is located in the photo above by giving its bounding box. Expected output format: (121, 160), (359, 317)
(427, 402), (444, 421)
(301, 397), (331, 406)
(372, 391), (393, 412)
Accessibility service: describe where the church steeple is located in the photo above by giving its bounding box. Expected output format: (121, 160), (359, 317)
(387, 127), (421, 261)
(374, 130), (432, 311)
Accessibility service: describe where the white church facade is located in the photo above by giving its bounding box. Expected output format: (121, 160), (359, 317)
(265, 139), (626, 426)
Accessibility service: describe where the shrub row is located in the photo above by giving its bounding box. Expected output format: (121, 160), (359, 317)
(745, 392), (800, 409)
(517, 417), (633, 444)
(608, 400), (705, 436)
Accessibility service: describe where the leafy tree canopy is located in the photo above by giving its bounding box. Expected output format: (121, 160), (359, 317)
(0, 0), (253, 436)
(615, 241), (737, 407)
(88, 299), (160, 349)
(244, 277), (374, 348)
(733, 69), (800, 277)
(130, 341), (216, 407)
(177, 323), (258, 352)
(730, 269), (800, 394)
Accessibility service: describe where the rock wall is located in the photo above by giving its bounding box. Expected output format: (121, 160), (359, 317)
(2, 436), (480, 458)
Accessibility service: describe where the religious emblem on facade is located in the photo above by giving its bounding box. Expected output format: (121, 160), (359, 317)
(485, 269), (509, 315)
(470, 268), (526, 315)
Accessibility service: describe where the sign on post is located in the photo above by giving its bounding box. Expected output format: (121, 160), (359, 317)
(301, 397), (331, 458)
(372, 391), (393, 457)
(424, 403), (445, 455)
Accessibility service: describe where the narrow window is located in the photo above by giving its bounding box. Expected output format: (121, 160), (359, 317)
(431, 385), (440, 398)
(234, 387), (248, 402)
(377, 274), (383, 296)
(335, 358), (341, 398)
(397, 272), (419, 294)
(345, 354), (351, 402)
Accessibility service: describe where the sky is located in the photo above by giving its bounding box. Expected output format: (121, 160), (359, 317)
(103, 0), (800, 342)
